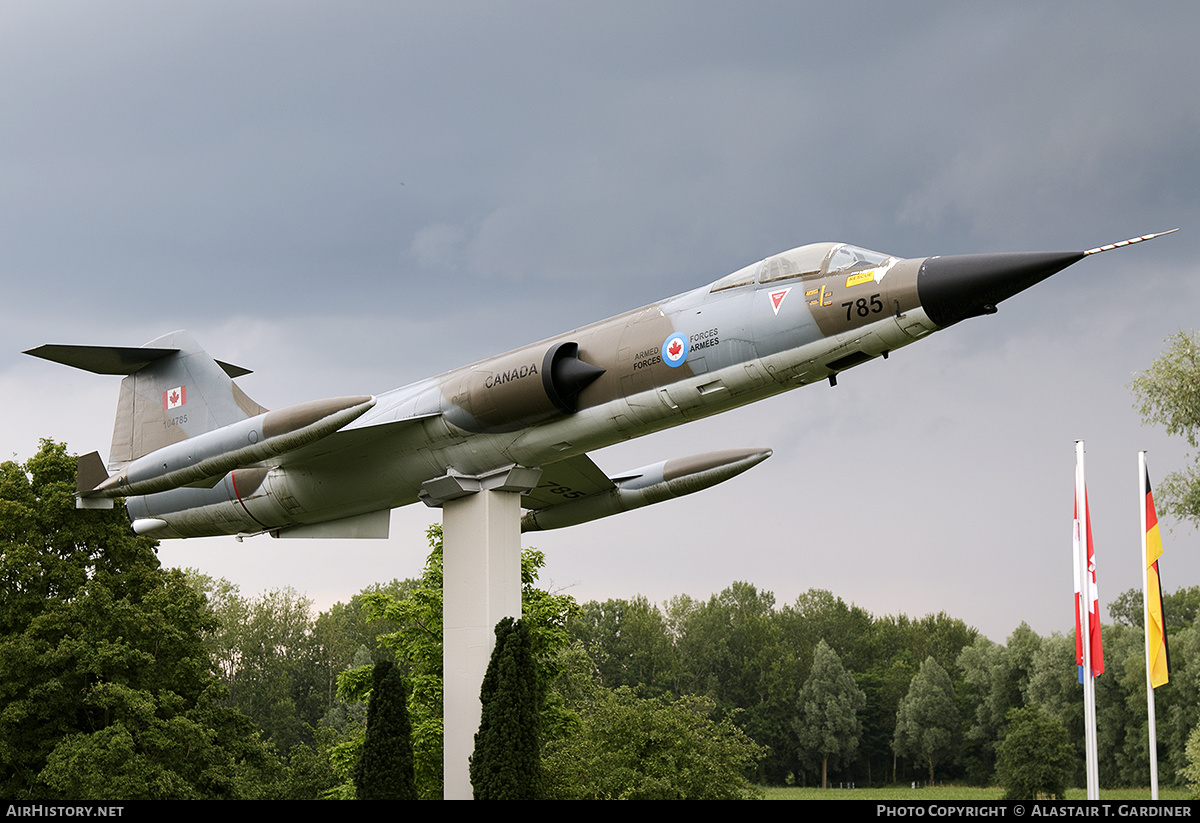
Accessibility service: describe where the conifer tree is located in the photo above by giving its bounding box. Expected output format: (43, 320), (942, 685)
(893, 656), (960, 784)
(353, 660), (417, 799)
(471, 617), (543, 799)
(795, 639), (866, 788)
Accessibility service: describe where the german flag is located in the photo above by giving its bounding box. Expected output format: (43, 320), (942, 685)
(1145, 467), (1170, 688)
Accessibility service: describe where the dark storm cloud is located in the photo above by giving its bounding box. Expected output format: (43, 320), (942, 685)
(3, 1), (1198, 639)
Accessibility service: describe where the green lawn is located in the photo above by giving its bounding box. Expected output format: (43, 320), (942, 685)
(762, 785), (1194, 801)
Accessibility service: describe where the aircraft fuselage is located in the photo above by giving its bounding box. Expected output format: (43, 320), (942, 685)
(28, 233), (1170, 540)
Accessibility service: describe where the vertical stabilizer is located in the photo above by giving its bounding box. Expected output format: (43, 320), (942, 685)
(110, 331), (267, 468)
(24, 331), (266, 469)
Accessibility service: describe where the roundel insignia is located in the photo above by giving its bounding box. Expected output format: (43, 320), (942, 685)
(661, 332), (689, 368)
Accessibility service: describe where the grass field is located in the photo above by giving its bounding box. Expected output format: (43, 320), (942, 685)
(761, 785), (1195, 801)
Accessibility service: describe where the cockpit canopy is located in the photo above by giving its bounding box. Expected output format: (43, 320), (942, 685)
(710, 242), (893, 293)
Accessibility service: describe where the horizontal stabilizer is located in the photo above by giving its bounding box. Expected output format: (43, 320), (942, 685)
(23, 343), (251, 378)
(26, 344), (177, 375)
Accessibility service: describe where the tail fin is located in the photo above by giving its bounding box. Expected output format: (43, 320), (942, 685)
(24, 330), (266, 469)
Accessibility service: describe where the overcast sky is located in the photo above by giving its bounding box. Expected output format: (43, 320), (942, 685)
(3, 1), (1198, 642)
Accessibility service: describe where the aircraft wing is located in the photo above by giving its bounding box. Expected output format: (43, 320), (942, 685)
(519, 452), (616, 511)
(278, 411), (444, 466)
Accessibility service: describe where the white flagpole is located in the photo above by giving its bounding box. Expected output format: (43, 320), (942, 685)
(1076, 441), (1100, 800)
(1140, 450), (1159, 800)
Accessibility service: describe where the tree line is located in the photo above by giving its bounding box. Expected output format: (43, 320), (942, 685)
(569, 583), (1200, 789)
(4, 439), (1200, 798)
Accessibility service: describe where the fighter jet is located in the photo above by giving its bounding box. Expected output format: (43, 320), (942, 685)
(25, 232), (1173, 540)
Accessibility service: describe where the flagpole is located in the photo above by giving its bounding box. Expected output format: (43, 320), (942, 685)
(1140, 451), (1159, 800)
(1076, 441), (1100, 800)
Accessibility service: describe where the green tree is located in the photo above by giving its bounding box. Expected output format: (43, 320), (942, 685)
(333, 528), (446, 799)
(779, 589), (876, 782)
(311, 579), (411, 702)
(570, 596), (678, 697)
(1131, 330), (1200, 526)
(542, 646), (765, 799)
(182, 572), (411, 799)
(336, 525), (578, 799)
(0, 440), (278, 799)
(667, 582), (795, 783)
(208, 583), (321, 751)
(1096, 623), (1156, 787)
(1163, 619), (1200, 786)
(1109, 585), (1200, 632)
(957, 635), (1020, 784)
(856, 657), (917, 785)
(795, 639), (866, 788)
(1024, 633), (1085, 786)
(471, 617), (543, 799)
(353, 660), (416, 799)
(893, 656), (960, 784)
(1184, 721), (1200, 799)
(995, 706), (1075, 800)
(275, 730), (341, 800)
(874, 612), (978, 677)
(1006, 621), (1043, 704)
(868, 611), (976, 785)
(784, 589), (877, 674)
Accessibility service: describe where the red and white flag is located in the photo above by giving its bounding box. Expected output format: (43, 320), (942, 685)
(1073, 486), (1104, 681)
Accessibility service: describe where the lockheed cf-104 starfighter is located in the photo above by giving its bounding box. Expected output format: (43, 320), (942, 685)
(26, 231), (1173, 539)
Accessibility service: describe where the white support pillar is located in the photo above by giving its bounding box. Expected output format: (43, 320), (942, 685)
(419, 465), (540, 800)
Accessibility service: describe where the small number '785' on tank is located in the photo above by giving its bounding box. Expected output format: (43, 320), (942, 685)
(25, 231), (1174, 540)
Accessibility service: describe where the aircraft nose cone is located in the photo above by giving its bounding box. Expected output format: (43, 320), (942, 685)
(916, 250), (1085, 328)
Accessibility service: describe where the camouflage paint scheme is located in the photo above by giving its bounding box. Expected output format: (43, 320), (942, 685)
(25, 235), (1168, 540)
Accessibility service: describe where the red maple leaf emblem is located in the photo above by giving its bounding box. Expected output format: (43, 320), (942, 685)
(169, 390), (180, 405)
(668, 340), (682, 358)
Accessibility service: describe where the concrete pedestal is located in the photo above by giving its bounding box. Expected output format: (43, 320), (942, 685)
(420, 465), (540, 800)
